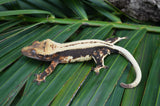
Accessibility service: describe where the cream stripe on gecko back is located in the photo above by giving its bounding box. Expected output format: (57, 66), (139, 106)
(42, 40), (114, 55)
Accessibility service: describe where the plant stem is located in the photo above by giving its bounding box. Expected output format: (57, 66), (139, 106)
(1, 16), (160, 33)
(49, 18), (160, 33)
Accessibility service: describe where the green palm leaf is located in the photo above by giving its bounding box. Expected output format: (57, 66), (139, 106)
(0, 0), (159, 106)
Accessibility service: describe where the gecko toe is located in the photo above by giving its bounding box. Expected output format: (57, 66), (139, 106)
(91, 67), (95, 71)
(37, 81), (41, 85)
(43, 79), (46, 83)
(33, 73), (46, 85)
(95, 71), (100, 75)
(104, 66), (109, 69)
(33, 79), (37, 83)
(34, 73), (37, 76)
(33, 79), (41, 85)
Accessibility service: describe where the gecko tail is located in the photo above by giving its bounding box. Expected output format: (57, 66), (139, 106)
(120, 83), (134, 88)
(112, 45), (142, 88)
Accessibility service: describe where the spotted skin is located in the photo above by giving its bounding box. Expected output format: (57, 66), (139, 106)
(21, 37), (142, 88)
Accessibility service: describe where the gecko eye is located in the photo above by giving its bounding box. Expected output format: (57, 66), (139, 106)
(31, 49), (36, 55)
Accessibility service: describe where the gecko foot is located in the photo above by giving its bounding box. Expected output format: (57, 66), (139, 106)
(92, 65), (109, 74)
(33, 73), (46, 85)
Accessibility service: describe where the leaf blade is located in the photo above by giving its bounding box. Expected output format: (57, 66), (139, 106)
(0, 0), (15, 5)
(63, 0), (88, 20)
(141, 46), (160, 105)
(0, 10), (53, 17)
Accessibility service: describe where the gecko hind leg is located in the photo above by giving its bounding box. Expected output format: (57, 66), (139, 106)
(92, 65), (109, 75)
(105, 37), (127, 44)
(92, 49), (109, 74)
(34, 61), (59, 85)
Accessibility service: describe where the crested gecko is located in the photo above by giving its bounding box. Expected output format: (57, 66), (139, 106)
(21, 37), (142, 88)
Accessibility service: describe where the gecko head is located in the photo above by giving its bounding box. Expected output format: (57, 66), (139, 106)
(21, 39), (59, 60)
(21, 40), (41, 59)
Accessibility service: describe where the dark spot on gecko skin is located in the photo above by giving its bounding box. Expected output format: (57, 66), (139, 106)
(38, 55), (43, 59)
(52, 54), (58, 58)
(50, 44), (54, 50)
(93, 51), (97, 55)
(50, 65), (55, 70)
(32, 43), (40, 48)
(58, 56), (66, 63)
(43, 42), (47, 52)
(40, 71), (48, 79)
(102, 49), (110, 55)
(36, 54), (59, 61)
(67, 59), (71, 63)
(45, 56), (51, 60)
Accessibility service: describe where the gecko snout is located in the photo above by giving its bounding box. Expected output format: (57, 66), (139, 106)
(21, 46), (37, 57)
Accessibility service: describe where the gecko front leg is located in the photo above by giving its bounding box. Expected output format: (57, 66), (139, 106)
(34, 61), (59, 85)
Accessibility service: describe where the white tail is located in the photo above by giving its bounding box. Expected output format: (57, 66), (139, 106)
(112, 45), (142, 88)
